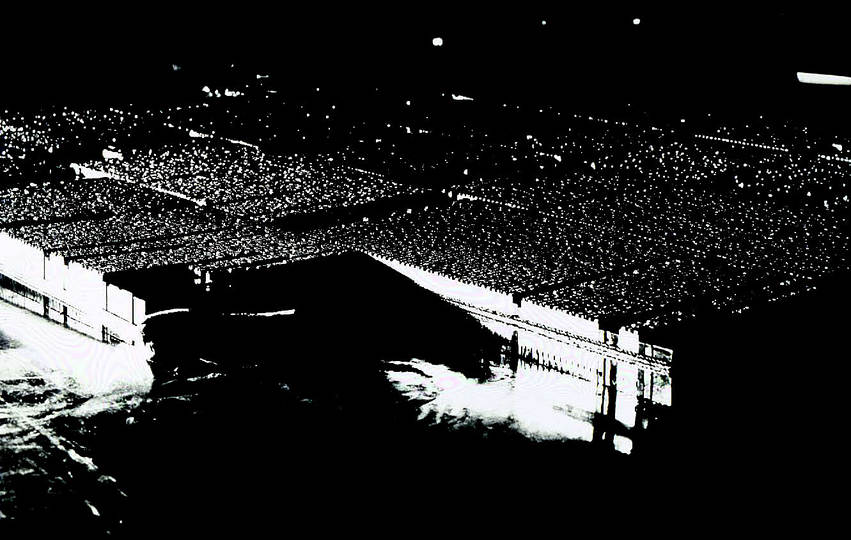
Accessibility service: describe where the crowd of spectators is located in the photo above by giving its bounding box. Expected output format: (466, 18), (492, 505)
(67, 225), (343, 274)
(2, 86), (849, 333)
(0, 172), (348, 274)
(1, 106), (182, 183)
(90, 141), (422, 222)
(0, 179), (112, 227)
(318, 110), (849, 331)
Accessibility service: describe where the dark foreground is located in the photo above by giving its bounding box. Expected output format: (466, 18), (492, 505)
(1, 254), (848, 534)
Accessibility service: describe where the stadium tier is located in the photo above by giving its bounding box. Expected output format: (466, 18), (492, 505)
(1, 89), (849, 339)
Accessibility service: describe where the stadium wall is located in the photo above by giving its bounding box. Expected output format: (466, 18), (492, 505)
(0, 231), (146, 345)
(474, 314), (672, 406)
(367, 253), (671, 361)
(368, 253), (602, 337)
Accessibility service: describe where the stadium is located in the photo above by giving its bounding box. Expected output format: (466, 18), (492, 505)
(1, 4), (849, 533)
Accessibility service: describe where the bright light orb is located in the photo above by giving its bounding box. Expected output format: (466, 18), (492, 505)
(432, 37), (443, 47)
(633, 18), (641, 25)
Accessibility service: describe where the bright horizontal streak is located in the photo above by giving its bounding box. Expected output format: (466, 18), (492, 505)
(145, 308), (191, 319)
(797, 72), (851, 85)
(226, 309), (295, 317)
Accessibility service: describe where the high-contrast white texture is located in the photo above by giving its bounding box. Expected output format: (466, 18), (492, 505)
(384, 359), (640, 451)
(101, 148), (123, 161)
(796, 72), (851, 85)
(0, 299), (153, 396)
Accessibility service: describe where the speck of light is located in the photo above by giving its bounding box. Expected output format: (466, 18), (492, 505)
(633, 18), (641, 25)
(432, 37), (443, 47)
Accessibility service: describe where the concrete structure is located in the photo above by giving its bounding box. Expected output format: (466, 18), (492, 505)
(0, 230), (672, 410)
(0, 231), (147, 345)
(368, 252), (673, 406)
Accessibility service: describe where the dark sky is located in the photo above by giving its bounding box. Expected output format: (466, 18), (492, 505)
(2, 4), (848, 121)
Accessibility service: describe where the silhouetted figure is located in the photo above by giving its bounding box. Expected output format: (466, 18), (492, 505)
(592, 358), (618, 449)
(604, 362), (618, 445)
(479, 352), (491, 382)
(509, 331), (519, 372)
